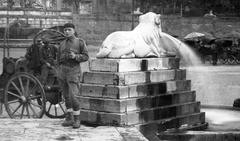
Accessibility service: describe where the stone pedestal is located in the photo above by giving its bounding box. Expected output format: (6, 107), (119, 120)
(79, 57), (206, 135)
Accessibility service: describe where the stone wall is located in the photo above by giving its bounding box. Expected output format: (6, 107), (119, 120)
(73, 14), (240, 45)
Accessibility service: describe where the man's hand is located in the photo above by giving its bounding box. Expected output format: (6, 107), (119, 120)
(69, 51), (76, 59)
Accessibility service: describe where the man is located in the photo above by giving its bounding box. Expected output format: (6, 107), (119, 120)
(211, 42), (218, 66)
(39, 38), (58, 88)
(56, 23), (89, 129)
(25, 39), (43, 75)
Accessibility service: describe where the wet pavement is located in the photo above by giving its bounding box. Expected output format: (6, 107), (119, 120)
(202, 106), (240, 132)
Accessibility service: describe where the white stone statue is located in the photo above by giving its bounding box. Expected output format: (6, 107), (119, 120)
(96, 12), (201, 64)
(96, 12), (165, 58)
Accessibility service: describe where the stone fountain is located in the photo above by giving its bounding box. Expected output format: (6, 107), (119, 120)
(78, 12), (207, 139)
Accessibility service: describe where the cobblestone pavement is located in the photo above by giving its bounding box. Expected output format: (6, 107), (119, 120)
(0, 119), (148, 141)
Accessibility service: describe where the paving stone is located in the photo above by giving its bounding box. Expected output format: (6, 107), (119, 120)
(116, 126), (148, 141)
(0, 119), (148, 141)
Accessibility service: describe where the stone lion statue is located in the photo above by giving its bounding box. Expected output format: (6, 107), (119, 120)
(96, 12), (165, 58)
(96, 12), (201, 64)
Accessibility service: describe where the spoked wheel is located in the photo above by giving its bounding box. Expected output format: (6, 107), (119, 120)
(227, 55), (236, 65)
(4, 72), (46, 119)
(45, 101), (66, 118)
(218, 54), (227, 64)
(44, 89), (66, 118)
(45, 96), (66, 118)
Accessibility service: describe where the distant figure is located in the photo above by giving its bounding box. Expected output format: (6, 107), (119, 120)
(46, 0), (52, 9)
(133, 7), (143, 15)
(204, 10), (216, 18)
(211, 43), (218, 65)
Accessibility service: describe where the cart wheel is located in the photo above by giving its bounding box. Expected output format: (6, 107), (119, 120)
(43, 88), (66, 118)
(218, 54), (227, 64)
(45, 99), (66, 119)
(4, 72), (46, 119)
(227, 55), (236, 65)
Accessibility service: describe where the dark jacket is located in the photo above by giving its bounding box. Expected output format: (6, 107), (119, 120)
(39, 44), (58, 66)
(57, 36), (89, 65)
(25, 44), (41, 69)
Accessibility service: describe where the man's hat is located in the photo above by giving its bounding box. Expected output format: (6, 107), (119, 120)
(63, 23), (75, 29)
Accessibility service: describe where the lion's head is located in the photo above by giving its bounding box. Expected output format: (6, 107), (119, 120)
(135, 12), (164, 57)
(139, 12), (161, 28)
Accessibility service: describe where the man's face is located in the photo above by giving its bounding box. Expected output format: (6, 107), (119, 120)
(64, 28), (75, 37)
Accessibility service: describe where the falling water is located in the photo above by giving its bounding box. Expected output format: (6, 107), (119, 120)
(160, 32), (203, 67)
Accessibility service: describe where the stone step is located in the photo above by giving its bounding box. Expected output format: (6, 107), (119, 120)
(78, 91), (196, 113)
(127, 91), (196, 112)
(80, 102), (201, 126)
(82, 69), (186, 85)
(79, 80), (191, 99)
(136, 112), (206, 136)
(127, 102), (201, 125)
(89, 58), (180, 72)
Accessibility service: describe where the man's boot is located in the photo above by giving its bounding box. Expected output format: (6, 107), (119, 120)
(62, 112), (73, 127)
(72, 115), (81, 129)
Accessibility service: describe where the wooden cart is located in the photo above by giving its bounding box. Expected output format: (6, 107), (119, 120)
(0, 29), (66, 119)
